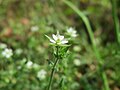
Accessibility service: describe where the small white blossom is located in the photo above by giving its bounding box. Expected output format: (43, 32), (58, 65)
(67, 27), (77, 37)
(2, 48), (13, 58)
(17, 66), (22, 70)
(0, 43), (7, 49)
(15, 48), (23, 55)
(73, 46), (81, 52)
(26, 61), (33, 69)
(31, 26), (39, 32)
(37, 69), (47, 80)
(74, 59), (81, 66)
(46, 31), (68, 45)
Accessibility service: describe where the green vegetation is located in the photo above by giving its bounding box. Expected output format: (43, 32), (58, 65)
(0, 0), (120, 90)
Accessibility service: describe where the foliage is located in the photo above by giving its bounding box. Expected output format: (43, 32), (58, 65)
(0, 0), (120, 90)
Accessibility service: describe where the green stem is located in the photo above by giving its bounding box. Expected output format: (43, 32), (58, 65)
(48, 46), (59, 90)
(102, 71), (110, 90)
(63, 0), (110, 90)
(111, 0), (120, 44)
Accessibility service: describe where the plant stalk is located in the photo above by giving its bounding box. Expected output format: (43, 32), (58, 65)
(48, 46), (59, 90)
(111, 0), (120, 44)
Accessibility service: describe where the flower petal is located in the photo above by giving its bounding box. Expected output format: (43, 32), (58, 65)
(61, 40), (68, 44)
(59, 35), (64, 40)
(72, 34), (77, 37)
(67, 27), (73, 32)
(52, 34), (58, 41)
(50, 39), (56, 43)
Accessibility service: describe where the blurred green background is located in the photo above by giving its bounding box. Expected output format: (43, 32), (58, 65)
(0, 0), (120, 90)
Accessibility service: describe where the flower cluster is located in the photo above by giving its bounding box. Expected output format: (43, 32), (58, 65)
(2, 48), (13, 58)
(46, 27), (77, 45)
(0, 43), (13, 59)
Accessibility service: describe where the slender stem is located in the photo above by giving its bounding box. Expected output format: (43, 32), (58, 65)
(48, 46), (59, 90)
(111, 0), (120, 44)
(63, 1), (110, 90)
(102, 71), (110, 90)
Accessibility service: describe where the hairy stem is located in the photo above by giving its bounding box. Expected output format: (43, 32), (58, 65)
(48, 46), (59, 90)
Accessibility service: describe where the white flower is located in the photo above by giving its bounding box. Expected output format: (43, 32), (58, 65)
(17, 66), (22, 70)
(2, 48), (13, 58)
(31, 26), (39, 32)
(26, 61), (33, 68)
(73, 46), (81, 52)
(37, 69), (47, 80)
(0, 43), (7, 49)
(15, 48), (23, 55)
(67, 27), (77, 37)
(45, 31), (68, 45)
(74, 59), (81, 66)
